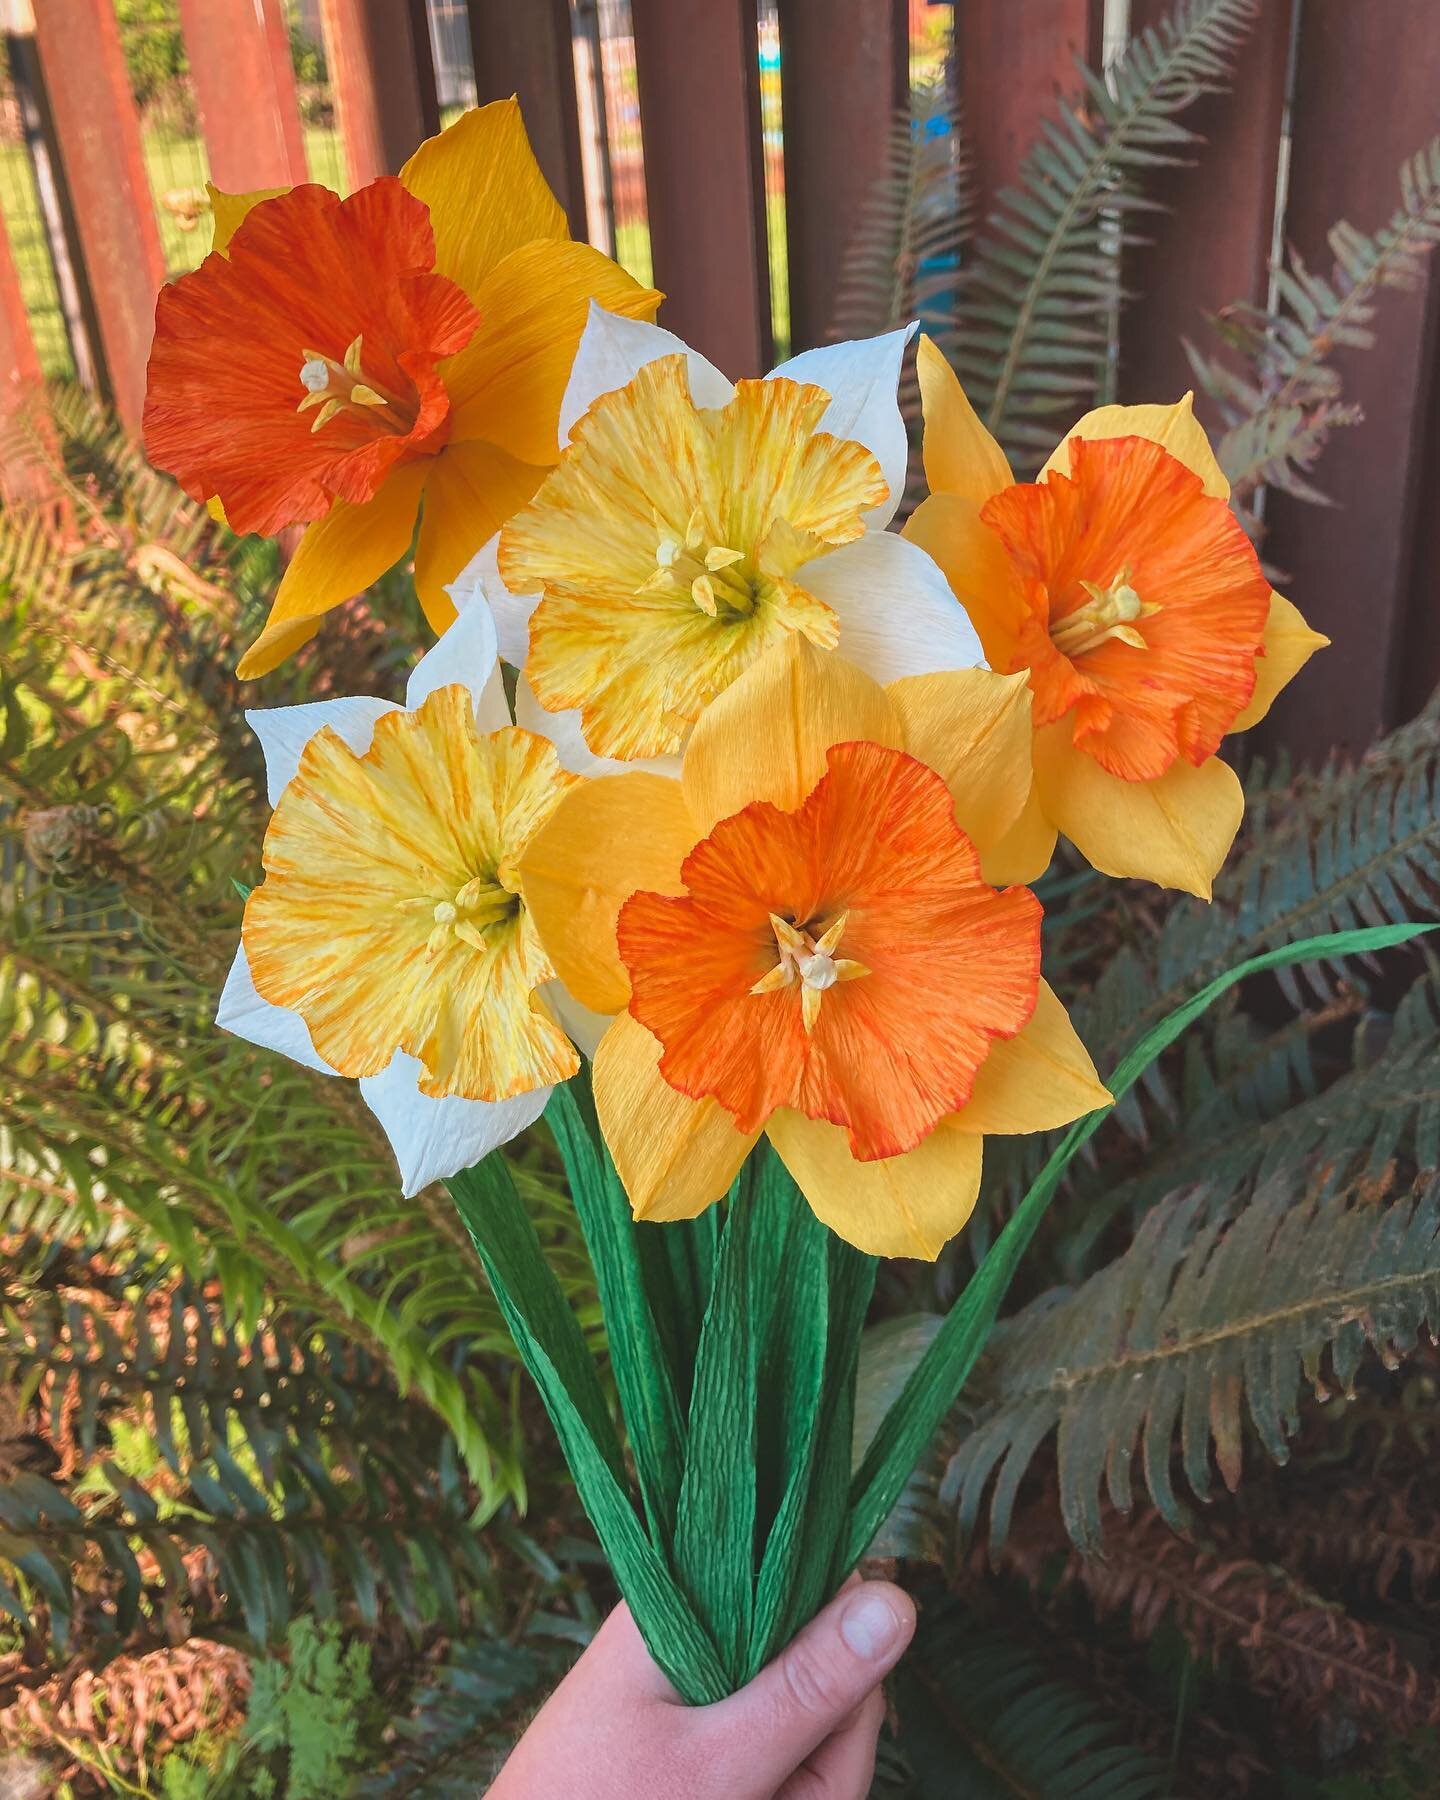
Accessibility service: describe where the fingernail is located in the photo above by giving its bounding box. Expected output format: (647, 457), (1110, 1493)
(839, 1590), (903, 1662)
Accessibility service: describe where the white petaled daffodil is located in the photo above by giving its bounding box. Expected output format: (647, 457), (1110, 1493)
(450, 304), (985, 774)
(217, 596), (598, 1195)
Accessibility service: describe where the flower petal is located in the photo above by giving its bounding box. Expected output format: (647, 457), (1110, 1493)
(518, 772), (698, 1013)
(978, 782), (1058, 887)
(359, 1050), (550, 1196)
(916, 333), (1013, 505)
(448, 534), (534, 666)
(399, 99), (567, 298)
(207, 182), (287, 255)
(681, 631), (903, 833)
(235, 461), (429, 679)
(245, 695), (400, 806)
(216, 944), (334, 1074)
(1034, 721), (1244, 899)
(405, 587), (505, 725)
(887, 667), (1034, 857)
(901, 490), (1028, 670)
(412, 440), (547, 636)
(515, 677), (680, 780)
(766, 1109), (982, 1260)
(1041, 392), (1229, 500)
(951, 980), (1109, 1135)
(559, 303), (733, 442)
(801, 529), (985, 683)
(593, 1013), (758, 1221)
(769, 325), (913, 526)
(445, 240), (661, 465)
(1228, 591), (1329, 734)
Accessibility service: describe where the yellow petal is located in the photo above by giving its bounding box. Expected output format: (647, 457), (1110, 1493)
(1228, 591), (1329, 734)
(916, 334), (1013, 505)
(1033, 721), (1244, 900)
(902, 491), (1024, 667)
(412, 440), (547, 636)
(978, 780), (1058, 887)
(681, 632), (903, 833)
(400, 99), (567, 299)
(766, 1110), (982, 1260)
(445, 239), (661, 466)
(208, 182), (287, 255)
(236, 463), (428, 679)
(951, 981), (1110, 1135)
(1040, 393), (1229, 500)
(594, 1013), (758, 1221)
(518, 772), (699, 1015)
(888, 667), (1034, 858)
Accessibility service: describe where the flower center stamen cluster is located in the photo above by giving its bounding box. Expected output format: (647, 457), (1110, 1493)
(1050, 565), (1160, 660)
(398, 870), (521, 957)
(296, 333), (416, 436)
(750, 910), (869, 1034)
(637, 506), (759, 620)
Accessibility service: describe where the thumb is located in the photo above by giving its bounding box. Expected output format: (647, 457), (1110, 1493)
(693, 1581), (915, 1792)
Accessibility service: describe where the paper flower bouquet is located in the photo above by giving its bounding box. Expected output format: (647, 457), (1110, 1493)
(141, 100), (1415, 1702)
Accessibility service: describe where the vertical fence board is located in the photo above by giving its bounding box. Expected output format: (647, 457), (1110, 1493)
(465, 0), (587, 237)
(29, 0), (166, 430)
(778, 0), (908, 352)
(178, 0), (309, 194)
(630, 0), (771, 375)
(1260, 4), (1440, 762)
(319, 0), (437, 186)
(1119, 0), (1293, 412)
(1392, 284), (1440, 723)
(0, 199), (53, 505)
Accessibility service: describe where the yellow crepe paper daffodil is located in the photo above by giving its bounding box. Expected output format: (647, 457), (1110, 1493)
(143, 100), (661, 679)
(903, 338), (1329, 898)
(518, 633), (1109, 1259)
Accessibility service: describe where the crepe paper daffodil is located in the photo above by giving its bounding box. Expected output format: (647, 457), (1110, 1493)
(902, 338), (1329, 899)
(143, 101), (661, 680)
(216, 596), (589, 1196)
(454, 306), (983, 770)
(516, 632), (1110, 1258)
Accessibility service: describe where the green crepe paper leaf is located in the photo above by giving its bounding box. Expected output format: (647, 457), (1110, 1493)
(841, 922), (1438, 1574)
(641, 1203), (720, 1412)
(546, 1080), (686, 1545)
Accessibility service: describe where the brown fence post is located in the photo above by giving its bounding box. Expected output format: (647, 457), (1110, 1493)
(1260, 3), (1440, 762)
(465, 0), (587, 237)
(778, 0), (908, 352)
(178, 0), (309, 194)
(630, 0), (771, 375)
(319, 0), (438, 186)
(29, 0), (166, 431)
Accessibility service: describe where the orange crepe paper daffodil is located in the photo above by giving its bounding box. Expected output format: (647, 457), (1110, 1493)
(143, 100), (660, 679)
(903, 338), (1329, 899)
(517, 634), (1110, 1259)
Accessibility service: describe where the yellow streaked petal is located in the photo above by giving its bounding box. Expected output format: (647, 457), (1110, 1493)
(766, 1109), (982, 1260)
(594, 1013), (759, 1221)
(235, 463), (428, 679)
(1033, 720), (1244, 899)
(888, 667), (1034, 858)
(916, 333), (1013, 505)
(399, 99), (567, 297)
(208, 182), (288, 255)
(518, 772), (699, 1015)
(681, 631), (903, 832)
(951, 980), (1110, 1136)
(901, 490), (1027, 670)
(413, 439), (548, 636)
(1228, 590), (1329, 734)
(444, 238), (661, 466)
(1040, 393), (1229, 500)
(978, 780), (1058, 887)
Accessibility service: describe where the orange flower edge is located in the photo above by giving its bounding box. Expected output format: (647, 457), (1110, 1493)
(144, 180), (479, 537)
(616, 740), (1043, 1161)
(979, 436), (1272, 783)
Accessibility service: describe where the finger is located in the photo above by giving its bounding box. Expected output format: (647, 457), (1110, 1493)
(776, 1687), (886, 1800)
(567, 1601), (686, 1707)
(692, 1580), (915, 1790)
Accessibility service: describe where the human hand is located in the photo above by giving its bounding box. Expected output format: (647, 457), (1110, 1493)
(488, 1578), (916, 1799)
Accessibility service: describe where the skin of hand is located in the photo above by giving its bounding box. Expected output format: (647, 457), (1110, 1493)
(489, 1578), (917, 1800)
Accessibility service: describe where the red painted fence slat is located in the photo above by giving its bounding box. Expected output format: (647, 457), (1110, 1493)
(178, 0), (309, 194)
(465, 0), (587, 239)
(0, 195), (53, 506)
(319, 0), (437, 187)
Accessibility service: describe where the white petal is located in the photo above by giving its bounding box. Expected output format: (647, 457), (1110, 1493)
(216, 944), (336, 1075)
(449, 534), (536, 669)
(804, 528), (985, 682)
(406, 587), (504, 725)
(358, 1052), (551, 1196)
(539, 979), (612, 1060)
(246, 697), (400, 806)
(560, 302), (734, 443)
(515, 676), (681, 780)
(769, 325), (915, 527)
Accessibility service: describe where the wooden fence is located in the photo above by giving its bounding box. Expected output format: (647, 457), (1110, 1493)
(0, 0), (1437, 767)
